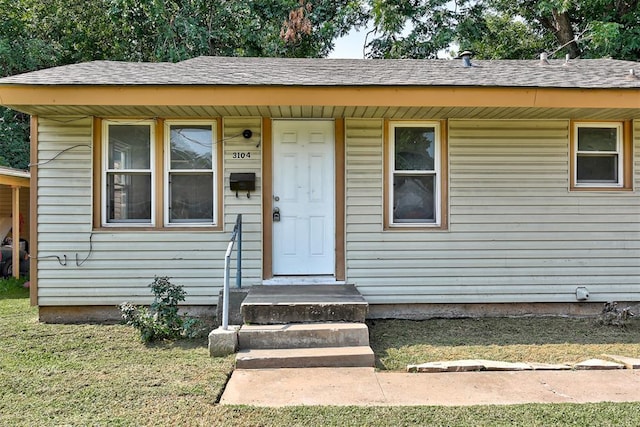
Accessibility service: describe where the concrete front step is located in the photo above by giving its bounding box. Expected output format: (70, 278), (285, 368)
(236, 346), (375, 369)
(238, 322), (370, 350)
(241, 285), (368, 324)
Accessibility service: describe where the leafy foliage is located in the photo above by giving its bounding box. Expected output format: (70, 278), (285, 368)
(457, 9), (555, 59)
(106, 0), (364, 60)
(365, 0), (640, 60)
(484, 0), (640, 60)
(366, 0), (462, 59)
(119, 276), (202, 342)
(0, 108), (30, 170)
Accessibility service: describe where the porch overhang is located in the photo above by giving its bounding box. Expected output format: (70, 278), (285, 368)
(0, 167), (30, 279)
(0, 168), (30, 188)
(1, 85), (640, 120)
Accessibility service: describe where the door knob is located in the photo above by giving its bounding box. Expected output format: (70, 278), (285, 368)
(273, 207), (281, 222)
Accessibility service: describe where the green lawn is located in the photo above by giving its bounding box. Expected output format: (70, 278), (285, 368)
(369, 316), (640, 371)
(2, 282), (640, 426)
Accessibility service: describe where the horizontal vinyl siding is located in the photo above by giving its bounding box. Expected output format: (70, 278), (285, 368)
(36, 116), (262, 306)
(221, 117), (263, 285)
(345, 119), (640, 304)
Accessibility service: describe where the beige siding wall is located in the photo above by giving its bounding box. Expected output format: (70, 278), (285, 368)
(345, 119), (640, 303)
(36, 117), (262, 306)
(222, 117), (263, 284)
(35, 115), (640, 306)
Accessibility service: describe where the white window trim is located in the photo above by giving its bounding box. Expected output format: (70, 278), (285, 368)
(163, 120), (217, 227)
(388, 121), (441, 227)
(101, 120), (155, 227)
(574, 122), (623, 188)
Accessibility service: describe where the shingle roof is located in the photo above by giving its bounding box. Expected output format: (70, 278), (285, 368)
(1, 56), (639, 88)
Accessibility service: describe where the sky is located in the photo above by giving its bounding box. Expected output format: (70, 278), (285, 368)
(328, 28), (369, 59)
(327, 28), (458, 59)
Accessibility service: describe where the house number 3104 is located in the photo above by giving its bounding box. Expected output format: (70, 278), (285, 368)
(232, 152), (251, 159)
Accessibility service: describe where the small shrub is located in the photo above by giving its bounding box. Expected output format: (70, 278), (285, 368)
(119, 276), (202, 342)
(598, 301), (635, 328)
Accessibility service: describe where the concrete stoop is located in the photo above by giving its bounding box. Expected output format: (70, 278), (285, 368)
(235, 322), (375, 369)
(238, 323), (370, 349)
(240, 285), (368, 324)
(228, 284), (374, 369)
(236, 346), (375, 369)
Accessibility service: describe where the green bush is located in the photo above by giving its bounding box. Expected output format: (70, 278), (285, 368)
(119, 276), (202, 342)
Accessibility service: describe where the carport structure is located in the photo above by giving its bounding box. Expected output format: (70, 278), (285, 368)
(0, 166), (30, 279)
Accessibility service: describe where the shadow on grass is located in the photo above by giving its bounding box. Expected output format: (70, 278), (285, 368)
(367, 317), (640, 370)
(367, 317), (640, 347)
(145, 336), (209, 351)
(0, 277), (30, 300)
(0, 288), (29, 300)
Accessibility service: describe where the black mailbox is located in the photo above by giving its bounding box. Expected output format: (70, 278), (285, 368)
(230, 173), (256, 197)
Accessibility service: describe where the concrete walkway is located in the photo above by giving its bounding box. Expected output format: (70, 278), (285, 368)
(220, 367), (640, 406)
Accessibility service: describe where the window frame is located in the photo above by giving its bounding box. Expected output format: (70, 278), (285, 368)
(101, 119), (156, 227)
(94, 117), (223, 231)
(570, 120), (633, 191)
(385, 120), (447, 229)
(163, 120), (218, 227)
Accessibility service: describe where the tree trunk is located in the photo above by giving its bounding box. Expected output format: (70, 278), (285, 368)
(551, 10), (581, 58)
(539, 9), (581, 58)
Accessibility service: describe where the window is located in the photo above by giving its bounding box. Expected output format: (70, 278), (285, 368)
(103, 121), (154, 225)
(572, 121), (631, 190)
(165, 121), (216, 225)
(388, 121), (443, 227)
(99, 119), (219, 228)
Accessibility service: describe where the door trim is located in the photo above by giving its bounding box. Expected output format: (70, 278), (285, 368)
(262, 118), (345, 280)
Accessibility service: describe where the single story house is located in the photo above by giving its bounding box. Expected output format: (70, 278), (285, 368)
(0, 56), (638, 322)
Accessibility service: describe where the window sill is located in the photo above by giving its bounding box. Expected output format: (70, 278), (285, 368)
(384, 224), (448, 231)
(93, 225), (224, 232)
(570, 185), (633, 192)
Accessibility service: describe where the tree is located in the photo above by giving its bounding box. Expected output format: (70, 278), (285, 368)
(362, 0), (640, 60)
(470, 0), (640, 60)
(108, 0), (366, 60)
(0, 0), (57, 170)
(0, 109), (30, 170)
(456, 8), (554, 59)
(0, 0), (366, 169)
(365, 0), (465, 59)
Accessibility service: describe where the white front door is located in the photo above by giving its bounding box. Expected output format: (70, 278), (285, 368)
(272, 120), (335, 275)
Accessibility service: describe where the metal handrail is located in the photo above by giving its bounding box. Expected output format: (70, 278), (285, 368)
(221, 214), (242, 330)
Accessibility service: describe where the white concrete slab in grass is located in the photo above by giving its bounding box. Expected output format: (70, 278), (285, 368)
(602, 354), (640, 369)
(408, 359), (532, 373)
(574, 358), (625, 370)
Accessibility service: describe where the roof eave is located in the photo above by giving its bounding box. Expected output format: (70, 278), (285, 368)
(1, 84), (639, 112)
